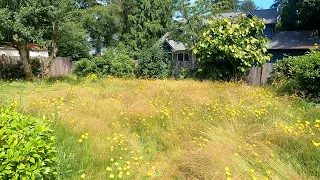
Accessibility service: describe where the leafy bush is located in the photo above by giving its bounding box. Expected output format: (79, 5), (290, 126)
(73, 58), (97, 77)
(1, 62), (25, 80)
(272, 48), (320, 101)
(194, 15), (271, 80)
(30, 58), (42, 76)
(73, 47), (135, 78)
(0, 106), (56, 179)
(136, 44), (169, 79)
(1, 58), (42, 79)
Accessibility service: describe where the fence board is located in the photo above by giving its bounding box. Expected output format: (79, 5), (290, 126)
(0, 55), (73, 78)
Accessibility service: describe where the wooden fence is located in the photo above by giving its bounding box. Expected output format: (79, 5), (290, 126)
(0, 55), (73, 79)
(244, 63), (275, 86)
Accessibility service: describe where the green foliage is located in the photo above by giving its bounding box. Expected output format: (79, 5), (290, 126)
(1, 58), (42, 80)
(80, 3), (122, 54)
(194, 15), (271, 80)
(56, 21), (90, 61)
(30, 58), (42, 76)
(1, 62), (24, 80)
(118, 0), (177, 51)
(239, 0), (257, 13)
(73, 58), (97, 77)
(0, 106), (56, 179)
(136, 44), (169, 79)
(272, 48), (320, 102)
(73, 47), (135, 78)
(273, 0), (320, 31)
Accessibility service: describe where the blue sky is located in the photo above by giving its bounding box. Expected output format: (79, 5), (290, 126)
(190, 0), (274, 10)
(254, 0), (274, 9)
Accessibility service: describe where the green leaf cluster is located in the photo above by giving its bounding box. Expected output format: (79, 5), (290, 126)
(0, 106), (56, 179)
(272, 0), (320, 31)
(73, 47), (135, 78)
(194, 15), (271, 80)
(272, 47), (320, 101)
(136, 44), (169, 79)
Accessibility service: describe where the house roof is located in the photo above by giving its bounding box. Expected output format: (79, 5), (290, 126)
(219, 12), (244, 19)
(267, 30), (320, 50)
(159, 33), (188, 51)
(249, 9), (277, 24)
(0, 44), (47, 52)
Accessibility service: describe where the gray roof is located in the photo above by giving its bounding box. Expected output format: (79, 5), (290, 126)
(268, 30), (320, 50)
(159, 32), (188, 51)
(219, 12), (244, 19)
(249, 9), (277, 24)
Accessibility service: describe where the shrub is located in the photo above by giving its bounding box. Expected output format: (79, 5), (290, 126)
(30, 58), (42, 76)
(1, 62), (25, 80)
(136, 44), (169, 79)
(272, 48), (320, 101)
(73, 47), (135, 78)
(0, 106), (56, 179)
(73, 58), (97, 77)
(194, 15), (271, 81)
(1, 58), (42, 79)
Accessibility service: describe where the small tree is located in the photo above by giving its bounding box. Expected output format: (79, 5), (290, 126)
(0, 0), (52, 80)
(136, 44), (169, 79)
(194, 15), (271, 80)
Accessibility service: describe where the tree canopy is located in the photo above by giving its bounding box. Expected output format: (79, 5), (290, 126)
(271, 0), (320, 31)
(194, 15), (271, 80)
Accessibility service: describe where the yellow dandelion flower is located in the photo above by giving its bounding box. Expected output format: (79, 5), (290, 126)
(250, 169), (255, 173)
(81, 174), (86, 178)
(225, 167), (230, 171)
(126, 171), (130, 176)
(147, 171), (153, 176)
(106, 167), (113, 171)
(312, 140), (320, 147)
(109, 174), (115, 179)
(266, 170), (271, 175)
(78, 139), (83, 143)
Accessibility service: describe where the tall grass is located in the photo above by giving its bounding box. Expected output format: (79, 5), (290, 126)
(0, 77), (319, 179)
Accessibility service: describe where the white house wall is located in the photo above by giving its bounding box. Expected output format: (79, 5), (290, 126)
(0, 48), (49, 58)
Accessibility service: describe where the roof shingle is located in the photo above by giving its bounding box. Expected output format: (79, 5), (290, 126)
(267, 30), (320, 50)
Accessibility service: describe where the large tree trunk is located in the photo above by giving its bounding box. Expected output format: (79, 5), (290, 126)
(17, 44), (34, 81)
(46, 21), (58, 74)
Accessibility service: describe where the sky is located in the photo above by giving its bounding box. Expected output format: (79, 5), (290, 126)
(254, 0), (274, 9)
(190, 0), (274, 10)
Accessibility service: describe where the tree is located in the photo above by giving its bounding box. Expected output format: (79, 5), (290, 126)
(170, 0), (224, 49)
(0, 0), (53, 80)
(81, 3), (122, 54)
(272, 0), (320, 32)
(239, 0), (257, 13)
(136, 43), (169, 79)
(114, 0), (177, 52)
(45, 0), (91, 64)
(194, 15), (271, 80)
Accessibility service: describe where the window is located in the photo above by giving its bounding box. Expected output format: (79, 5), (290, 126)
(185, 54), (189, 61)
(178, 54), (183, 61)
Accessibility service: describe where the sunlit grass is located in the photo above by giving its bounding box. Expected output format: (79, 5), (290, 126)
(0, 76), (319, 179)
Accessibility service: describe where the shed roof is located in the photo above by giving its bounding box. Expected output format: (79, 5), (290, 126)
(159, 33), (188, 51)
(249, 9), (277, 24)
(267, 30), (320, 50)
(0, 44), (47, 52)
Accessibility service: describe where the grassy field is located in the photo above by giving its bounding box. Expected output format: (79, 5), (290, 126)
(0, 77), (320, 179)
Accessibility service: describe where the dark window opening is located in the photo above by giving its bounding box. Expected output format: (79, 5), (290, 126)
(178, 54), (183, 61)
(185, 54), (189, 61)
